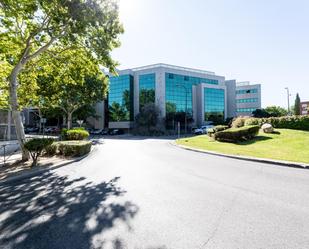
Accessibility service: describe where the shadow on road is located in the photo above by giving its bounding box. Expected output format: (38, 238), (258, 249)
(0, 172), (139, 249)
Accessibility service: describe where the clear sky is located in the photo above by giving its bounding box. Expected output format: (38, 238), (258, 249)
(114, 0), (309, 108)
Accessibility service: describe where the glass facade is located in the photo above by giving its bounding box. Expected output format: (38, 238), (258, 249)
(236, 89), (258, 94)
(204, 88), (225, 123)
(165, 73), (218, 114)
(108, 75), (134, 122)
(237, 108), (257, 113)
(139, 73), (155, 110)
(236, 98), (258, 103)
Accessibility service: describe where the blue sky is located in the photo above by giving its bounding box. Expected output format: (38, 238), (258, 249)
(113, 0), (309, 108)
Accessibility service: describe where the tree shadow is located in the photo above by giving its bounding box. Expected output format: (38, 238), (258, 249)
(0, 172), (139, 249)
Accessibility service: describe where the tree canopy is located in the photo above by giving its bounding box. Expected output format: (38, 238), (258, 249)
(34, 47), (108, 128)
(0, 0), (123, 71)
(0, 0), (123, 158)
(253, 106), (288, 118)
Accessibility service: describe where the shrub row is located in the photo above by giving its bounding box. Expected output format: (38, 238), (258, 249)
(235, 115), (309, 131)
(45, 141), (92, 157)
(214, 125), (260, 142)
(61, 127), (89, 140)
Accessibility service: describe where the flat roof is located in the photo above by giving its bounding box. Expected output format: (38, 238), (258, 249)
(128, 63), (216, 76)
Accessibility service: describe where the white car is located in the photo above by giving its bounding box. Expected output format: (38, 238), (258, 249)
(200, 125), (214, 134)
(194, 128), (204, 135)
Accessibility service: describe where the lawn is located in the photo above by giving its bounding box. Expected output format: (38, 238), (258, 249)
(176, 129), (309, 164)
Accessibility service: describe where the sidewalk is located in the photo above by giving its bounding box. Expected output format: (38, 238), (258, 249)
(0, 155), (85, 183)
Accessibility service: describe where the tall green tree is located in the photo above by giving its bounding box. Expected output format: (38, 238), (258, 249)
(36, 48), (108, 129)
(0, 0), (123, 159)
(294, 93), (301, 115)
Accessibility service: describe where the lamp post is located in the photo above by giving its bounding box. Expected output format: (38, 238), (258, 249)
(285, 87), (291, 115)
(176, 84), (188, 134)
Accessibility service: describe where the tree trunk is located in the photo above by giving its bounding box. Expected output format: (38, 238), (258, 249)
(67, 112), (73, 129)
(9, 64), (29, 161)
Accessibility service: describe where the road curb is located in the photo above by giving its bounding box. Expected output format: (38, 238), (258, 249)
(171, 141), (309, 170)
(0, 147), (97, 185)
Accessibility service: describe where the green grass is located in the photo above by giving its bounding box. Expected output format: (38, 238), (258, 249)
(177, 129), (309, 164)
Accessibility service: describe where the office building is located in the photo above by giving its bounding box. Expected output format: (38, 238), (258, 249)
(108, 63), (262, 129)
(235, 82), (262, 116)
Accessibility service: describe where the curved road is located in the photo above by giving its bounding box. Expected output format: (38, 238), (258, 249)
(1, 137), (309, 249)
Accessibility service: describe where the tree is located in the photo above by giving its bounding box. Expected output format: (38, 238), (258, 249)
(294, 93), (301, 115)
(35, 48), (108, 129)
(252, 109), (270, 118)
(139, 89), (155, 109)
(0, 0), (123, 160)
(265, 106), (288, 117)
(135, 103), (159, 130)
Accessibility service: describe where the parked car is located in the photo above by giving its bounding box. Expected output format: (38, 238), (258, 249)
(109, 129), (124, 135)
(43, 127), (60, 134)
(101, 129), (109, 135)
(200, 125), (214, 134)
(194, 128), (204, 135)
(24, 127), (39, 134)
(90, 129), (103, 135)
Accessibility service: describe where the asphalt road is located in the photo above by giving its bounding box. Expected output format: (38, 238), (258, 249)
(1, 137), (309, 249)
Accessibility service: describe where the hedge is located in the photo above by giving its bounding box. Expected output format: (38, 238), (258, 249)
(61, 127), (89, 140)
(58, 141), (92, 157)
(243, 115), (309, 131)
(65, 129), (89, 140)
(214, 125), (260, 142)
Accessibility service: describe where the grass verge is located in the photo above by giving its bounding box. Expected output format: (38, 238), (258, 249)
(176, 129), (309, 164)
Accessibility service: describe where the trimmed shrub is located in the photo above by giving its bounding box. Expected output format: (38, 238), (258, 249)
(44, 143), (58, 156)
(270, 115), (309, 130)
(25, 138), (54, 166)
(244, 118), (263, 127)
(66, 129), (89, 140)
(58, 141), (92, 157)
(231, 116), (250, 128)
(214, 125), (260, 142)
(243, 115), (309, 131)
(61, 128), (68, 140)
(214, 125), (229, 132)
(207, 125), (229, 137)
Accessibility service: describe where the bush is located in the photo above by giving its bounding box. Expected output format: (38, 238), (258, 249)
(244, 118), (263, 127)
(269, 115), (309, 130)
(58, 141), (92, 157)
(24, 138), (54, 166)
(207, 125), (229, 137)
(44, 143), (58, 156)
(231, 116), (250, 128)
(243, 115), (309, 131)
(214, 125), (260, 142)
(61, 128), (68, 140)
(65, 129), (89, 140)
(214, 125), (229, 132)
